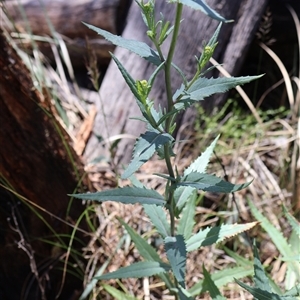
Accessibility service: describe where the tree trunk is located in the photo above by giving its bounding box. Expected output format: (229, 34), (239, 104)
(84, 0), (268, 164)
(2, 0), (131, 66)
(0, 29), (87, 300)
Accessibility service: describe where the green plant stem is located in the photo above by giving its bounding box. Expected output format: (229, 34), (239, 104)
(163, 3), (183, 239)
(164, 3), (183, 132)
(163, 2), (183, 179)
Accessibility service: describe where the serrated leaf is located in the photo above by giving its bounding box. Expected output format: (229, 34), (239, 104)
(165, 235), (187, 288)
(122, 131), (173, 179)
(118, 219), (174, 289)
(180, 172), (251, 193)
(70, 187), (165, 206)
(181, 75), (263, 102)
(174, 186), (196, 213)
(184, 135), (219, 176)
(95, 261), (170, 280)
(143, 204), (170, 238)
(102, 284), (139, 300)
(235, 280), (299, 300)
(253, 242), (272, 292)
(83, 22), (161, 65)
(176, 0), (230, 23)
(189, 266), (253, 296)
(177, 191), (196, 240)
(283, 284), (300, 296)
(202, 266), (226, 300)
(186, 222), (258, 252)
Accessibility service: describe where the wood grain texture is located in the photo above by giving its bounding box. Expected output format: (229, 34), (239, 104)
(0, 29), (87, 299)
(2, 0), (131, 66)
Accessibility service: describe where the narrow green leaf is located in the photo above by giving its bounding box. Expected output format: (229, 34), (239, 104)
(235, 280), (298, 300)
(177, 191), (196, 240)
(119, 218), (161, 261)
(143, 204), (171, 238)
(70, 187), (165, 206)
(252, 242), (272, 292)
(110, 53), (141, 101)
(172, 63), (188, 86)
(202, 266), (226, 300)
(174, 186), (196, 213)
(178, 286), (194, 300)
(95, 261), (170, 280)
(148, 62), (166, 88)
(248, 200), (292, 257)
(186, 222), (258, 252)
(102, 284), (139, 300)
(283, 284), (300, 296)
(83, 22), (161, 65)
(196, 23), (221, 70)
(165, 235), (187, 288)
(283, 205), (300, 238)
(176, 0), (231, 23)
(180, 172), (251, 193)
(189, 266), (253, 296)
(122, 131), (173, 179)
(223, 247), (252, 267)
(248, 200), (300, 282)
(207, 22), (222, 46)
(129, 174), (146, 188)
(183, 75), (263, 102)
(184, 135), (219, 176)
(118, 219), (174, 289)
(159, 21), (174, 45)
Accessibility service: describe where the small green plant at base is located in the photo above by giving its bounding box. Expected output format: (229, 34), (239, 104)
(202, 204), (300, 300)
(71, 0), (267, 298)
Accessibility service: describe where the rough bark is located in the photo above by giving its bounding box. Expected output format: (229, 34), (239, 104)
(2, 0), (131, 66)
(84, 0), (269, 164)
(0, 29), (87, 299)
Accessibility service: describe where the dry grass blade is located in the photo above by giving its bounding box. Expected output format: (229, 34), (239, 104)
(209, 57), (263, 125)
(259, 42), (295, 109)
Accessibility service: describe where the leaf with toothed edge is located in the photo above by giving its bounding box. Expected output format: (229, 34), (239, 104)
(186, 222), (258, 252)
(143, 204), (171, 238)
(177, 190), (197, 240)
(118, 219), (174, 289)
(94, 261), (171, 280)
(122, 130), (174, 179)
(82, 22), (161, 66)
(187, 75), (264, 101)
(202, 265), (227, 300)
(164, 235), (187, 288)
(184, 135), (219, 176)
(175, 0), (232, 23)
(180, 172), (252, 193)
(70, 187), (165, 206)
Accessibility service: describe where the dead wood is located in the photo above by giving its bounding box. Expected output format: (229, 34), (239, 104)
(2, 0), (131, 66)
(0, 29), (87, 299)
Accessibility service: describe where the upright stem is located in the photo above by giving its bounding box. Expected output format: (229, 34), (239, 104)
(163, 3), (183, 237)
(164, 3), (183, 132)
